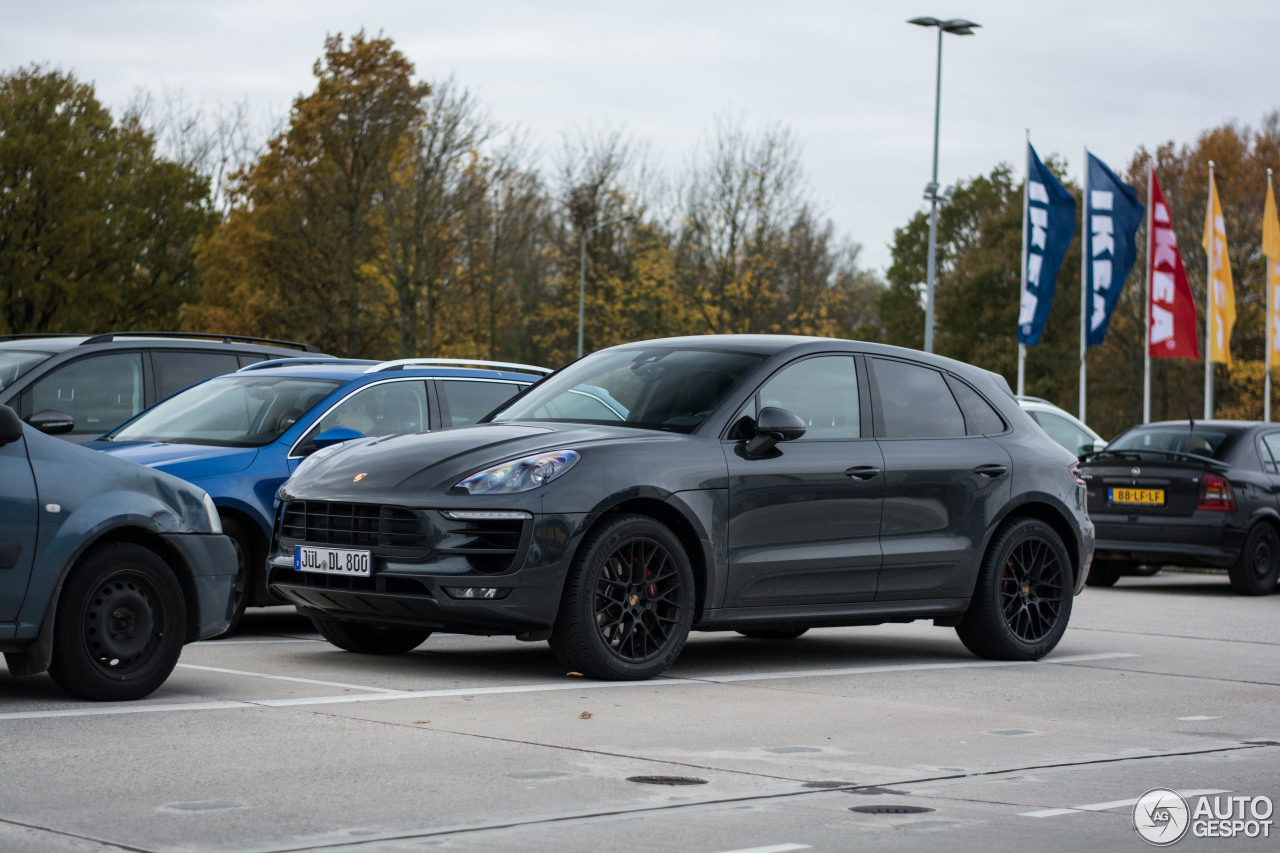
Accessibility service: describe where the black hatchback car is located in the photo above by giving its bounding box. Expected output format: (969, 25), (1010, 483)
(268, 336), (1093, 680)
(1080, 419), (1280, 595)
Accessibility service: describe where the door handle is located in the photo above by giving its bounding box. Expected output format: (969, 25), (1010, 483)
(974, 463), (1008, 478)
(845, 466), (882, 480)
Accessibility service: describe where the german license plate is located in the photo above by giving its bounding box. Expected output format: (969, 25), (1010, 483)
(294, 545), (371, 576)
(1109, 487), (1165, 506)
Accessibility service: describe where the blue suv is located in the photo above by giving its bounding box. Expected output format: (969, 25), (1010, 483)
(88, 358), (550, 632)
(0, 405), (235, 700)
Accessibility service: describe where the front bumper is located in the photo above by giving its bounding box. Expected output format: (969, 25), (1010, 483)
(266, 505), (590, 635)
(159, 532), (238, 640)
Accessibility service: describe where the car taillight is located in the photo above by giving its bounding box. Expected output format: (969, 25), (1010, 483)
(1197, 472), (1236, 511)
(1069, 461), (1086, 487)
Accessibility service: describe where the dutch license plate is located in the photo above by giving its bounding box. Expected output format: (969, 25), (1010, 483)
(1109, 487), (1165, 506)
(294, 545), (372, 576)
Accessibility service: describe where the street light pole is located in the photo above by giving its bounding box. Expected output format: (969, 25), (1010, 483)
(908, 16), (979, 353)
(578, 214), (636, 358)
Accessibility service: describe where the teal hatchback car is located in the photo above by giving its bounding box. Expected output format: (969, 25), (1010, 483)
(0, 405), (236, 701)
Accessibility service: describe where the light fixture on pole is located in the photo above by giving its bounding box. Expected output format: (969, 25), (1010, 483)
(908, 15), (979, 353)
(578, 214), (637, 358)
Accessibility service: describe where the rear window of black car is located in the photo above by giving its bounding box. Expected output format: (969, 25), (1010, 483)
(1108, 427), (1234, 460)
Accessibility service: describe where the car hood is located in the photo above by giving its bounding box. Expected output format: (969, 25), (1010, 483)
(282, 422), (685, 502)
(89, 440), (260, 480)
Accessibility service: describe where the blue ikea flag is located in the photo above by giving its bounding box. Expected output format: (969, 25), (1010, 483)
(1018, 144), (1076, 346)
(1084, 152), (1144, 347)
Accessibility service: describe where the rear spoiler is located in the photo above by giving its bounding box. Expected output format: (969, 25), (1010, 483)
(1079, 448), (1230, 474)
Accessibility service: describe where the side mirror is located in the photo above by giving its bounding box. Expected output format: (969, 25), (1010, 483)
(0, 405), (24, 446)
(27, 409), (75, 435)
(744, 407), (807, 457)
(311, 426), (365, 451)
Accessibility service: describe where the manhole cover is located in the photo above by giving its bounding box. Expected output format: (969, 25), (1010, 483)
(849, 804), (936, 815)
(627, 776), (708, 786)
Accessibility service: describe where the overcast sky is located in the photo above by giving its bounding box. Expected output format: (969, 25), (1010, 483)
(5, 0), (1278, 273)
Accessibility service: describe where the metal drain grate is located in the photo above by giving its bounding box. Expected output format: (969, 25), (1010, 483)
(627, 776), (708, 786)
(849, 804), (936, 815)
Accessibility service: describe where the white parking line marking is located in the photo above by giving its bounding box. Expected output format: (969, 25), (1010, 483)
(1020, 789), (1229, 818)
(712, 845), (812, 853)
(176, 663), (409, 693)
(0, 652), (1137, 721)
(1177, 715), (1221, 721)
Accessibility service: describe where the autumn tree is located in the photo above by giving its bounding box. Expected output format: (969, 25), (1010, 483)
(189, 32), (429, 357)
(0, 65), (215, 334)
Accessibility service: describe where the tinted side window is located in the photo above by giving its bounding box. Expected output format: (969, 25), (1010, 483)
(30, 353), (144, 435)
(313, 381), (428, 438)
(751, 356), (859, 440)
(870, 358), (965, 438)
(1260, 434), (1280, 474)
(439, 380), (523, 427)
(154, 351), (241, 399)
(947, 377), (1006, 435)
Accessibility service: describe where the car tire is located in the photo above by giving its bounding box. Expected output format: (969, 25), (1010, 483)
(955, 518), (1073, 661)
(549, 514), (695, 680)
(47, 542), (187, 702)
(1228, 523), (1280, 596)
(1085, 559), (1126, 587)
(311, 617), (432, 654)
(736, 628), (809, 640)
(209, 517), (251, 638)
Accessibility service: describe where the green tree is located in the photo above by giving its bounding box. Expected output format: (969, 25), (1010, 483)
(0, 65), (214, 334)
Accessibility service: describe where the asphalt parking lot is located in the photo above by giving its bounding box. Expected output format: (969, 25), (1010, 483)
(2, 570), (1277, 853)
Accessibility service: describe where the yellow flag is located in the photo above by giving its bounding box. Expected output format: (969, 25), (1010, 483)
(1202, 175), (1235, 365)
(1266, 177), (1280, 365)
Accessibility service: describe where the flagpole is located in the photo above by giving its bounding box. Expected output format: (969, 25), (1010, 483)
(1267, 168), (1274, 422)
(1205, 161), (1215, 420)
(1080, 147), (1089, 423)
(1018, 130), (1030, 397)
(1144, 163), (1154, 423)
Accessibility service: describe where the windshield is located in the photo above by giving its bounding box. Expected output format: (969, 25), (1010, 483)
(0, 350), (53, 392)
(493, 347), (764, 433)
(105, 375), (341, 447)
(1107, 426), (1233, 460)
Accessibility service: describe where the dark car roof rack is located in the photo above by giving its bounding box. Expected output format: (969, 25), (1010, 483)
(365, 358), (552, 375)
(238, 357), (374, 372)
(78, 332), (322, 352)
(0, 333), (90, 342)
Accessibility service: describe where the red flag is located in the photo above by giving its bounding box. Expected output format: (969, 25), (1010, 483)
(1148, 169), (1200, 359)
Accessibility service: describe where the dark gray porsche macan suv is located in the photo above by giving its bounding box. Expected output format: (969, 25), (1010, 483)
(268, 336), (1093, 680)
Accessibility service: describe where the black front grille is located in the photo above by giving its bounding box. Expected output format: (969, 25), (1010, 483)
(282, 501), (426, 548)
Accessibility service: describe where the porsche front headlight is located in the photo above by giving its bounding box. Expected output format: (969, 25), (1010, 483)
(456, 450), (580, 495)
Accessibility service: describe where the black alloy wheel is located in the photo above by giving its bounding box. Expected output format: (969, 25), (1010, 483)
(311, 617), (432, 654)
(956, 518), (1072, 661)
(549, 514), (694, 680)
(1229, 523), (1280, 596)
(48, 542), (187, 701)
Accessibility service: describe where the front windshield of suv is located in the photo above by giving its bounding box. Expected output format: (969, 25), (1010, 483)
(104, 376), (342, 447)
(1107, 427), (1233, 460)
(493, 347), (764, 433)
(0, 350), (53, 392)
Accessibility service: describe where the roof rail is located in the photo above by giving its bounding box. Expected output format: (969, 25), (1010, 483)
(365, 358), (553, 375)
(237, 357), (366, 372)
(0, 333), (88, 342)
(78, 331), (322, 352)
